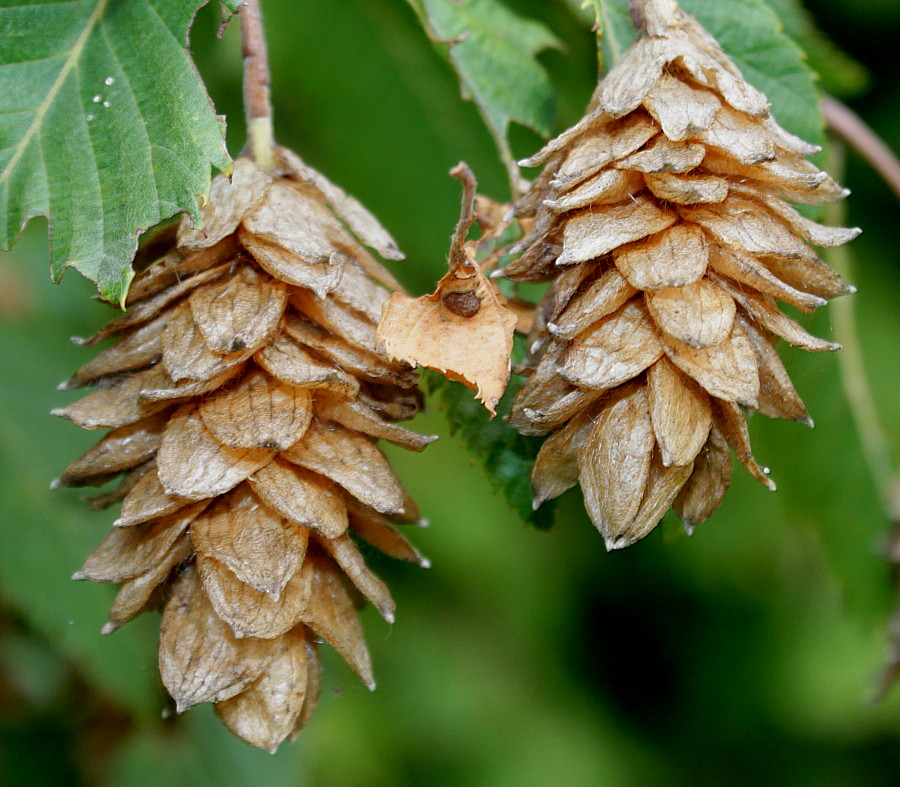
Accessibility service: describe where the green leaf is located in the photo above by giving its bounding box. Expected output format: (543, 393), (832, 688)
(427, 369), (557, 530)
(220, 0), (243, 12)
(0, 0), (231, 306)
(762, 0), (868, 98)
(580, 0), (824, 147)
(410, 0), (561, 183)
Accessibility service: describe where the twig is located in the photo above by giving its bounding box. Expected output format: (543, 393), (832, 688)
(823, 143), (900, 522)
(240, 0), (275, 171)
(448, 163), (479, 271)
(822, 96), (900, 203)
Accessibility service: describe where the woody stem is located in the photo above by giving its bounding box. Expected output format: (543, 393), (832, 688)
(240, 0), (275, 171)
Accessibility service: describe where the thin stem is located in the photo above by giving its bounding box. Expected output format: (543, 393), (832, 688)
(448, 162), (478, 271)
(822, 96), (900, 203)
(823, 143), (900, 522)
(240, 0), (275, 171)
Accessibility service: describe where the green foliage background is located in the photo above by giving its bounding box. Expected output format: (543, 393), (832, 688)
(0, 0), (899, 783)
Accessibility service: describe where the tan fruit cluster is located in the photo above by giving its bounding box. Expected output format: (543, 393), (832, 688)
(54, 150), (433, 751)
(503, 0), (859, 549)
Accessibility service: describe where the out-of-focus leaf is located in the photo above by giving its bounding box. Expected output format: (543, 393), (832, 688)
(220, 0), (243, 12)
(0, 0), (230, 305)
(763, 0), (868, 98)
(408, 0), (561, 176)
(426, 369), (557, 529)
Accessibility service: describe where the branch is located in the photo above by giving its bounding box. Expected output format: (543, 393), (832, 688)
(821, 96), (900, 202)
(240, 0), (274, 171)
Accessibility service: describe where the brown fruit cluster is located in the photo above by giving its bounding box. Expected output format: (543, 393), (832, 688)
(54, 150), (433, 751)
(504, 0), (859, 549)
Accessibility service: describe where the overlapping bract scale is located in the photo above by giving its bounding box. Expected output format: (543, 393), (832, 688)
(504, 1), (857, 549)
(55, 152), (433, 752)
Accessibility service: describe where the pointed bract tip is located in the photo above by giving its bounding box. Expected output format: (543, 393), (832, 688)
(71, 571), (86, 581)
(57, 379), (74, 390)
(415, 518), (430, 528)
(384, 611), (395, 624)
(683, 523), (695, 537)
(100, 622), (116, 635)
(50, 408), (67, 418)
(604, 536), (631, 552)
(49, 478), (62, 490)
(419, 557), (432, 569)
(803, 416), (815, 429)
(70, 336), (89, 346)
(367, 679), (377, 692)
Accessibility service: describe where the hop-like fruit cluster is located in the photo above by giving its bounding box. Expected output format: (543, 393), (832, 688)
(54, 150), (433, 751)
(504, 0), (859, 549)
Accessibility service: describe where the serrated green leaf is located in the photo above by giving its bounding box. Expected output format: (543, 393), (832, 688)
(427, 369), (557, 529)
(411, 0), (561, 179)
(220, 0), (243, 12)
(582, 0), (824, 147)
(763, 0), (868, 98)
(0, 0), (231, 305)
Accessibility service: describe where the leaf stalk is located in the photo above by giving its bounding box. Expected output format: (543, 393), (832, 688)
(240, 0), (275, 171)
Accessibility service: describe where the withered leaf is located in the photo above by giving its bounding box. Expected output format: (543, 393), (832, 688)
(239, 228), (343, 299)
(88, 461), (153, 511)
(178, 158), (273, 250)
(673, 426), (732, 529)
(138, 362), (244, 404)
(532, 410), (594, 507)
(255, 332), (360, 397)
(198, 370), (313, 451)
(115, 468), (193, 528)
(189, 265), (287, 355)
(647, 356), (712, 467)
(103, 535), (193, 634)
(645, 279), (736, 349)
(74, 500), (207, 583)
(215, 627), (310, 753)
(190, 485), (306, 599)
(159, 567), (275, 711)
(320, 534), (396, 623)
(599, 36), (678, 117)
(56, 411), (167, 487)
(156, 406), (274, 500)
(661, 321), (760, 407)
(613, 223), (709, 291)
(711, 398), (776, 490)
(299, 552), (374, 690)
(562, 299), (663, 390)
(295, 634), (321, 732)
(314, 394), (436, 451)
(291, 289), (378, 354)
(249, 460), (349, 540)
(642, 73), (721, 141)
(198, 555), (314, 640)
(377, 262), (516, 416)
(579, 386), (655, 539)
(281, 420), (406, 514)
(515, 382), (605, 433)
(696, 104), (775, 165)
(558, 196), (676, 266)
(550, 267), (637, 341)
(327, 259), (393, 325)
(347, 503), (428, 567)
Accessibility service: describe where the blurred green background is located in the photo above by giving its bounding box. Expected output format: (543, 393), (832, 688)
(1, 0), (899, 784)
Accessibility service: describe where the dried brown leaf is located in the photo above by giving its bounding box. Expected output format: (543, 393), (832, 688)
(138, 362), (245, 404)
(696, 104), (775, 164)
(281, 419), (406, 514)
(156, 406), (274, 500)
(249, 460), (349, 540)
(115, 468), (193, 527)
(647, 356), (711, 466)
(377, 263), (516, 415)
(198, 370), (312, 451)
(644, 172), (728, 205)
(291, 289), (378, 354)
(545, 170), (644, 214)
(549, 267), (637, 341)
(532, 410), (594, 507)
(159, 567), (275, 711)
(613, 223), (709, 291)
(314, 395), (436, 451)
(615, 138), (706, 174)
(599, 36), (678, 117)
(239, 229), (343, 299)
(642, 74), (721, 141)
(348, 505), (428, 567)
(711, 398), (776, 490)
(161, 302), (252, 383)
